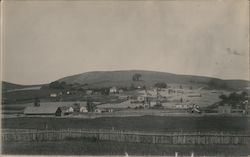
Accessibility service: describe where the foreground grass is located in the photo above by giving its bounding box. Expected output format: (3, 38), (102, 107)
(2, 139), (250, 156)
(2, 116), (250, 132)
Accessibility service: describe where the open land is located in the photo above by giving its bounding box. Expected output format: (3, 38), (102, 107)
(2, 71), (250, 156)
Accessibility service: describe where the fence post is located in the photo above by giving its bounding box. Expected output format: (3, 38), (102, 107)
(191, 152), (194, 157)
(175, 152), (178, 157)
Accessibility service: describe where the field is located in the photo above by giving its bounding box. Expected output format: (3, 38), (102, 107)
(2, 139), (250, 156)
(2, 116), (250, 132)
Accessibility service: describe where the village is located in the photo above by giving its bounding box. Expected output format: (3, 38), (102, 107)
(18, 83), (250, 118)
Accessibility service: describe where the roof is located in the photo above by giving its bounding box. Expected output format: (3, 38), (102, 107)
(24, 104), (61, 115)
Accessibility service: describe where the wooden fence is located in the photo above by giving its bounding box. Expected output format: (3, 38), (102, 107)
(2, 129), (250, 145)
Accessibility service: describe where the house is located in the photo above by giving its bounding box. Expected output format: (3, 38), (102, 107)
(108, 109), (114, 112)
(68, 107), (74, 113)
(80, 106), (88, 113)
(86, 90), (93, 95)
(218, 105), (231, 114)
(110, 86), (117, 94)
(94, 108), (102, 113)
(176, 104), (189, 109)
(60, 106), (74, 115)
(50, 93), (57, 97)
(24, 104), (62, 116)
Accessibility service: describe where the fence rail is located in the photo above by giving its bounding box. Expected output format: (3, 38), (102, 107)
(2, 129), (250, 145)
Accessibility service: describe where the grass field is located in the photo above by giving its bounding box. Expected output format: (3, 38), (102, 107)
(2, 139), (250, 156)
(2, 116), (250, 133)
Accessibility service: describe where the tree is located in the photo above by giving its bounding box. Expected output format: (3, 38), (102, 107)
(132, 73), (142, 81)
(219, 94), (228, 101)
(86, 100), (95, 112)
(34, 97), (40, 107)
(73, 103), (80, 112)
(49, 81), (67, 90)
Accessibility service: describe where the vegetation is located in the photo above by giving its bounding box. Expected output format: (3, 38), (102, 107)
(132, 73), (142, 81)
(208, 78), (229, 89)
(154, 82), (167, 88)
(86, 99), (96, 112)
(3, 116), (250, 132)
(2, 140), (250, 156)
(129, 83), (136, 90)
(92, 87), (110, 95)
(219, 91), (248, 108)
(34, 97), (40, 107)
(49, 81), (67, 90)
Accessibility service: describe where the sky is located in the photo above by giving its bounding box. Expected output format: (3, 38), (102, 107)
(2, 0), (249, 85)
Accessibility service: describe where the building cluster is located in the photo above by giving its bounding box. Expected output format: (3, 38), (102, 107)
(217, 100), (249, 115)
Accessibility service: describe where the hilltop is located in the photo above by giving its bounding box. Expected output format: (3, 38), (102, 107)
(57, 70), (249, 90)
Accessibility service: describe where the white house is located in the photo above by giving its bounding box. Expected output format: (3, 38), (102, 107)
(175, 104), (189, 109)
(50, 93), (57, 97)
(86, 90), (93, 95)
(80, 106), (88, 113)
(68, 107), (74, 113)
(110, 86), (117, 93)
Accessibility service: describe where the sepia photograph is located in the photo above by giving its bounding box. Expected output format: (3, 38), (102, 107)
(1, 0), (250, 156)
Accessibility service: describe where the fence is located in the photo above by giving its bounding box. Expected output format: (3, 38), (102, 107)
(2, 129), (250, 145)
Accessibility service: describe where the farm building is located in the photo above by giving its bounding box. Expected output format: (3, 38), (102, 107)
(24, 104), (62, 116)
(218, 105), (232, 114)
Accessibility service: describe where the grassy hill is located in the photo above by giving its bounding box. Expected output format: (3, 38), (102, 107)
(57, 70), (249, 90)
(2, 81), (26, 91)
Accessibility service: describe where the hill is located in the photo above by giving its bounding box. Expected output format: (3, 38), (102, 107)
(57, 70), (250, 90)
(2, 81), (43, 92)
(2, 81), (26, 92)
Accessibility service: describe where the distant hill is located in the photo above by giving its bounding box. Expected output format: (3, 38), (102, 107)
(2, 81), (26, 91)
(2, 81), (43, 92)
(3, 70), (249, 92)
(57, 70), (250, 90)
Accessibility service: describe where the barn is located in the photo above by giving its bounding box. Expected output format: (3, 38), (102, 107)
(24, 104), (62, 116)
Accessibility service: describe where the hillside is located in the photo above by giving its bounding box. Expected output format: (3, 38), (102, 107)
(2, 70), (249, 92)
(2, 81), (26, 92)
(57, 70), (250, 90)
(2, 81), (43, 92)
